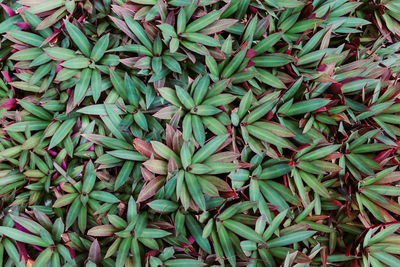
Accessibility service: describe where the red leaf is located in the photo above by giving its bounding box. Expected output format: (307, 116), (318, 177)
(245, 49), (257, 59)
(1, 98), (16, 110)
(133, 138), (156, 159)
(137, 176), (165, 203)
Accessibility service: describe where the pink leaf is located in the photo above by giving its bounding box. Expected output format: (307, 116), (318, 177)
(0, 3), (15, 17)
(15, 22), (29, 30)
(1, 71), (12, 83)
(1, 98), (17, 110)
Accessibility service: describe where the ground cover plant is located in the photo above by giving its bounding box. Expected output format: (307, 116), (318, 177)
(0, 0), (400, 266)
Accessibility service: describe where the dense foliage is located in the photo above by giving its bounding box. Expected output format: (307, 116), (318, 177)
(0, 0), (400, 266)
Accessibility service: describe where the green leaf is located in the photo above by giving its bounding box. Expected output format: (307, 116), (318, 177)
(186, 215), (212, 253)
(238, 91), (253, 119)
(49, 118), (76, 149)
(10, 82), (40, 92)
(36, 6), (67, 31)
(107, 150), (147, 161)
(9, 48), (43, 61)
(217, 223), (236, 266)
(299, 145), (341, 161)
(45, 47), (77, 60)
(139, 228), (171, 238)
(27, 0), (64, 14)
(181, 33), (220, 47)
(192, 134), (229, 163)
(366, 185), (400, 196)
(66, 197), (81, 229)
(108, 215), (127, 229)
(222, 48), (247, 78)
(116, 238), (131, 266)
(253, 32), (283, 55)
(267, 231), (316, 248)
(64, 21), (91, 57)
(260, 164), (293, 179)
(257, 68), (286, 89)
(151, 141), (180, 164)
(114, 161), (135, 190)
(163, 55), (182, 73)
(346, 154), (374, 175)
(109, 70), (128, 101)
(176, 86), (195, 109)
(90, 191), (120, 203)
(299, 170), (330, 199)
(61, 57), (90, 69)
(177, 9), (186, 34)
(158, 23), (178, 38)
(74, 68), (92, 104)
(185, 11), (222, 32)
(284, 99), (331, 116)
(193, 75), (210, 106)
(185, 172), (206, 211)
(358, 194), (386, 222)
(134, 110), (148, 131)
(0, 227), (50, 247)
(148, 200), (178, 213)
(18, 100), (52, 121)
(87, 225), (116, 237)
(223, 219), (264, 243)
(8, 30), (45, 47)
(158, 87), (182, 107)
(33, 247), (53, 267)
(192, 115), (205, 146)
(53, 194), (78, 208)
(124, 15), (153, 50)
(287, 19), (324, 33)
(201, 19), (238, 35)
(253, 55), (292, 67)
(247, 99), (278, 124)
(91, 69), (102, 103)
(9, 215), (45, 236)
(82, 161), (96, 193)
(263, 209), (288, 240)
(91, 34), (109, 62)
(368, 224), (400, 246)
(164, 259), (205, 267)
(371, 251), (400, 266)
(247, 125), (290, 148)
